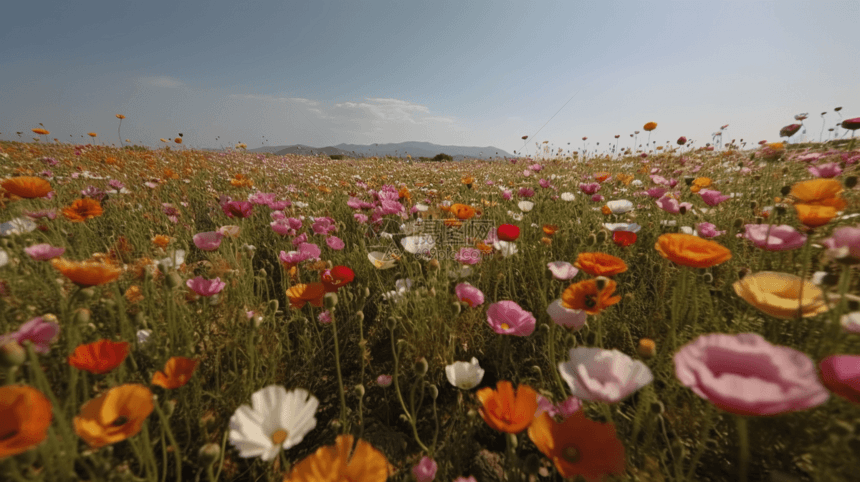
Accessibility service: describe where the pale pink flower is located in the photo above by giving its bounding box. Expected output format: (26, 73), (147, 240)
(318, 310), (333, 324)
(822, 225), (860, 263)
(559, 347), (653, 403)
(547, 261), (579, 280)
(193, 231), (224, 251)
(412, 457), (437, 482)
(486, 301), (535, 336)
(186, 276), (226, 297)
(546, 299), (587, 331)
(696, 222), (725, 238)
(699, 189), (731, 206)
(744, 224), (807, 251)
(808, 162), (842, 178)
(674, 333), (829, 416)
(24, 243), (65, 261)
(325, 236), (345, 251)
(297, 242), (321, 260)
(376, 374), (393, 387)
(455, 282), (484, 307)
(454, 247), (482, 265)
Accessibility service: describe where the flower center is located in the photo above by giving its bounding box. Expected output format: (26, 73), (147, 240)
(584, 295), (597, 309)
(562, 445), (581, 463)
(0, 429), (18, 441)
(501, 322), (510, 330)
(271, 429), (289, 445)
(111, 416), (129, 427)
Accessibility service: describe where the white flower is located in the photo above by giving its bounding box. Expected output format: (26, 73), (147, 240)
(0, 217), (37, 237)
(136, 329), (153, 345)
(294, 201), (309, 209)
(842, 311), (860, 334)
(546, 261), (579, 280)
(517, 200), (534, 212)
(560, 192), (575, 202)
(547, 299), (587, 331)
(558, 347), (653, 403)
(0, 248), (8, 268)
(445, 357), (485, 390)
(508, 211), (524, 221)
(631, 179), (643, 186)
(605, 200), (634, 214)
(603, 222), (641, 233)
(680, 226), (698, 236)
(400, 235), (435, 256)
(492, 240), (518, 257)
(158, 249), (186, 269)
(228, 386), (319, 461)
(383, 278), (413, 302)
(415, 203), (429, 212)
(448, 265), (473, 279)
(368, 251), (397, 270)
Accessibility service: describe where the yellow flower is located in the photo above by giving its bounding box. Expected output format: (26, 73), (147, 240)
(733, 271), (828, 319)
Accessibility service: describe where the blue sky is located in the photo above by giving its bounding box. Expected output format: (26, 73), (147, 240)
(1, 0), (858, 155)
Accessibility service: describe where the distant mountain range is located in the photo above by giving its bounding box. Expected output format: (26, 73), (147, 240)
(249, 141), (513, 160)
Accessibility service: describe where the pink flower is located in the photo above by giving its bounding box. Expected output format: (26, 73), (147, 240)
(267, 200), (291, 210)
(536, 394), (582, 420)
(193, 231), (224, 251)
(376, 374), (392, 387)
(25, 209), (57, 220)
(744, 224), (807, 251)
(454, 247), (482, 265)
(412, 456), (437, 482)
(326, 236), (345, 251)
(518, 187), (535, 198)
(547, 299), (587, 331)
(808, 162), (843, 178)
(822, 225), (860, 263)
(221, 201), (253, 218)
(645, 187), (667, 199)
(559, 347), (653, 402)
(0, 316), (60, 354)
(291, 232), (308, 246)
(270, 219), (295, 236)
(501, 190), (513, 201)
(455, 282), (484, 307)
(696, 222), (725, 238)
(591, 194), (605, 203)
(579, 182), (600, 194)
(312, 218), (337, 235)
(248, 192), (276, 205)
(24, 243), (65, 261)
(819, 355), (860, 404)
(297, 242), (321, 260)
(699, 189), (731, 206)
(656, 195), (691, 214)
(539, 178), (551, 188)
(547, 261), (579, 280)
(486, 301), (536, 336)
(674, 333), (829, 416)
(354, 213), (368, 224)
(318, 310), (333, 324)
(186, 276), (226, 297)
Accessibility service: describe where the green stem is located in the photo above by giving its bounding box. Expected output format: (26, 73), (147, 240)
(736, 415), (749, 482)
(685, 404), (717, 481)
(153, 400), (183, 482)
(330, 309), (348, 434)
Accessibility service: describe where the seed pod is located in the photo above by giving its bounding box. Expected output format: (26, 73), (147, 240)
(74, 309), (92, 324)
(415, 357), (429, 377)
(595, 230), (607, 244)
(198, 443), (221, 467)
(79, 287), (96, 300)
(452, 302), (462, 315)
(638, 338), (656, 359)
(733, 218), (744, 229)
(354, 384), (366, 398)
(267, 299), (279, 314)
(324, 293), (338, 310)
(166, 273), (183, 289)
(0, 340), (26, 368)
(595, 276), (608, 292)
(355, 311), (365, 323)
(428, 385), (439, 400)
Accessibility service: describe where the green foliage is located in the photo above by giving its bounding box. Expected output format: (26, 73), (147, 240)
(431, 153), (453, 162)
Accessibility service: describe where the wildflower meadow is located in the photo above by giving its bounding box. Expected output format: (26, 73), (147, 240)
(2, 116), (860, 482)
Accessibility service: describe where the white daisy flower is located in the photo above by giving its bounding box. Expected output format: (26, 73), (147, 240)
(228, 386), (319, 461)
(518, 200), (534, 212)
(560, 192), (575, 202)
(445, 357), (485, 390)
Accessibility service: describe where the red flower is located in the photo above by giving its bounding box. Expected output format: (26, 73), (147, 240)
(68, 340), (129, 374)
(612, 231), (637, 247)
(322, 266), (355, 293)
(497, 224), (520, 242)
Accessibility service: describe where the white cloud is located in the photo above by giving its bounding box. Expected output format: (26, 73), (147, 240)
(141, 76), (184, 88)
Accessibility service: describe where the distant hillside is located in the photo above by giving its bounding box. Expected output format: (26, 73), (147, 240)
(250, 141), (513, 160)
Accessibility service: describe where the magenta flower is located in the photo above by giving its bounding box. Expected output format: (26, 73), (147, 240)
(539, 178), (551, 188)
(270, 219), (295, 236)
(268, 200), (291, 210)
(674, 333), (829, 416)
(297, 242), (321, 260)
(822, 225), (860, 263)
(0, 316), (60, 354)
(193, 231), (224, 251)
(645, 187), (667, 199)
(326, 236), (345, 250)
(25, 209), (57, 220)
(318, 310), (333, 324)
(819, 355), (860, 404)
(354, 213), (369, 224)
(376, 374), (393, 387)
(656, 195), (692, 214)
(536, 394), (582, 420)
(579, 182), (601, 195)
(699, 189), (731, 206)
(591, 194), (605, 203)
(279, 250), (308, 266)
(412, 456), (438, 482)
(24, 243), (65, 261)
(292, 232), (308, 246)
(248, 192), (276, 205)
(517, 187), (535, 198)
(744, 224), (807, 251)
(454, 247), (482, 265)
(696, 222), (725, 238)
(547, 261), (579, 280)
(808, 162), (842, 178)
(221, 201), (253, 218)
(486, 301), (536, 336)
(501, 190), (513, 201)
(186, 276), (226, 297)
(455, 282), (484, 307)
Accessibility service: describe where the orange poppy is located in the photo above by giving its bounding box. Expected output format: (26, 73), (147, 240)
(643, 122), (658, 131)
(116, 114), (125, 119)
(174, 137), (182, 144)
(476, 242), (494, 255)
(449, 203), (476, 220)
(285, 435), (392, 481)
(1, 176), (53, 198)
(789, 179), (847, 210)
(69, 339), (129, 374)
(476, 381), (538, 434)
(654, 233), (732, 268)
(542, 224), (559, 236)
(398, 187), (411, 200)
(528, 411), (626, 481)
(62, 198), (103, 222)
(151, 235), (170, 248)
(124, 285), (144, 304)
(615, 173), (634, 186)
(52, 258), (121, 286)
(0, 385), (53, 458)
(593, 172), (611, 183)
(73, 384), (154, 448)
(87, 132), (97, 138)
(31, 128), (50, 136)
(794, 204), (837, 228)
(151, 357), (198, 389)
(287, 283), (326, 309)
(574, 253), (628, 276)
(461, 175), (475, 185)
(561, 278), (622, 315)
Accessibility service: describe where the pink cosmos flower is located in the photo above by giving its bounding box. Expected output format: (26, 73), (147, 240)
(518, 187), (535, 198)
(579, 182), (601, 195)
(412, 456), (438, 482)
(696, 222), (725, 238)
(699, 189), (731, 206)
(292, 232), (308, 246)
(486, 301), (536, 336)
(186, 276), (226, 297)
(807, 163), (843, 178)
(312, 218), (337, 235)
(558, 347), (653, 403)
(744, 224), (807, 251)
(822, 225), (860, 263)
(547, 261), (579, 280)
(193, 231), (224, 251)
(326, 236), (345, 250)
(539, 178), (551, 188)
(354, 213), (369, 224)
(819, 355), (860, 404)
(674, 333), (829, 416)
(0, 316), (60, 354)
(546, 299), (587, 331)
(454, 247), (482, 265)
(24, 243), (65, 261)
(455, 282), (484, 307)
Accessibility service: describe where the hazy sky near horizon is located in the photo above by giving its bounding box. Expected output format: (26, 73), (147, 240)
(2, 0), (858, 156)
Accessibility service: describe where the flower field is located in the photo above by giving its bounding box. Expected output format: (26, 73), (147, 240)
(1, 126), (860, 482)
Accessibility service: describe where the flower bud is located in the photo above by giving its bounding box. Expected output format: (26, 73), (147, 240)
(701, 272), (714, 284)
(585, 233), (597, 246)
(749, 201), (758, 211)
(452, 302), (462, 316)
(79, 287), (96, 300)
(428, 385), (439, 400)
(0, 340), (26, 368)
(258, 268), (267, 277)
(134, 311), (147, 326)
(595, 231), (607, 244)
(355, 311), (365, 323)
(638, 338), (656, 359)
(354, 384), (366, 398)
(732, 218), (744, 229)
(387, 317), (398, 331)
(650, 400), (665, 415)
(595, 276), (608, 292)
(164, 399), (177, 418)
(415, 357), (429, 377)
(323, 292), (338, 310)
(845, 176), (858, 189)
(267, 299), (279, 314)
(523, 453), (541, 476)
(531, 365), (542, 376)
(74, 308), (92, 324)
(198, 443), (220, 467)
(428, 259), (440, 271)
(467, 409), (478, 420)
(166, 273), (183, 289)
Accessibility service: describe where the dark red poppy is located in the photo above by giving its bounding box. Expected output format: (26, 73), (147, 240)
(612, 231), (637, 247)
(322, 266), (355, 292)
(779, 124), (801, 138)
(677, 136), (687, 145)
(842, 117), (860, 131)
(68, 340), (129, 374)
(497, 224), (520, 242)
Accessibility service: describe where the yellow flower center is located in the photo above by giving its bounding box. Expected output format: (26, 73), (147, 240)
(271, 429), (289, 445)
(562, 445), (580, 463)
(501, 323), (510, 330)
